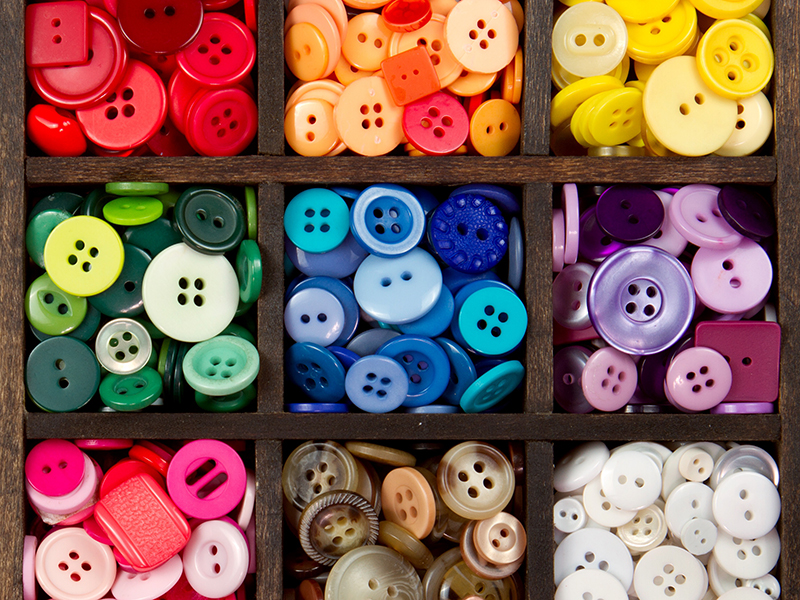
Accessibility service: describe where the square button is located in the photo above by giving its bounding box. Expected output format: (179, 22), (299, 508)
(381, 45), (440, 106)
(26, 1), (89, 67)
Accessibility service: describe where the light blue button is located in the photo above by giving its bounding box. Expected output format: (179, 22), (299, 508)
(435, 337), (477, 405)
(453, 282), (527, 356)
(377, 335), (450, 407)
(284, 189), (349, 253)
(289, 276), (360, 345)
(284, 288), (345, 347)
(507, 216), (523, 291)
(285, 342), (346, 402)
(354, 248), (442, 325)
(403, 404), (460, 414)
(350, 184), (425, 257)
(399, 285), (454, 338)
(345, 355), (409, 413)
(460, 360), (524, 413)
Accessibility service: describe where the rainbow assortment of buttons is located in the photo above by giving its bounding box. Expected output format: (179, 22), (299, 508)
(25, 0), (257, 157)
(550, 0), (773, 157)
(25, 183), (261, 413)
(23, 438), (255, 600)
(283, 440), (526, 599)
(554, 441), (781, 600)
(283, 184), (527, 413)
(283, 0), (524, 156)
(552, 183), (778, 414)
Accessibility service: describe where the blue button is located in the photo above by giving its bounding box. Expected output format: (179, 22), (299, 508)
(288, 276), (360, 345)
(346, 329), (401, 356)
(507, 216), (523, 291)
(329, 186), (360, 203)
(345, 355), (409, 413)
(284, 188), (350, 254)
(442, 267), (501, 294)
(285, 342), (346, 402)
(350, 184), (425, 257)
(459, 360), (524, 413)
(328, 345), (360, 370)
(286, 402), (349, 413)
(449, 184), (520, 215)
(452, 281), (526, 356)
(408, 186), (439, 215)
(398, 285), (454, 338)
(403, 404), (460, 414)
(285, 231), (368, 279)
(435, 337), (476, 405)
(377, 335), (450, 407)
(284, 287), (345, 347)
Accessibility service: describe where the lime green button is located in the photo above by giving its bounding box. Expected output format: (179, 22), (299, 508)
(182, 336), (259, 395)
(195, 383), (256, 412)
(26, 209), (72, 268)
(99, 367), (163, 411)
(103, 197), (163, 226)
(106, 182), (170, 196)
(25, 273), (87, 336)
(236, 240), (262, 304)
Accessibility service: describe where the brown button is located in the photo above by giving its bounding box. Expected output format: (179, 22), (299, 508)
(473, 511), (527, 565)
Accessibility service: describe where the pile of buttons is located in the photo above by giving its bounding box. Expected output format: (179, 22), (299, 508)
(283, 440), (526, 599)
(550, 0), (773, 157)
(25, 182), (261, 413)
(283, 183), (527, 413)
(283, 0), (523, 156)
(552, 183), (779, 414)
(23, 438), (255, 600)
(26, 0), (257, 157)
(554, 441), (781, 600)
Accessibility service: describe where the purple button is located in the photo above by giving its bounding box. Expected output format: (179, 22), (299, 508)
(710, 402), (775, 414)
(580, 346), (637, 412)
(553, 208), (566, 272)
(637, 349), (672, 402)
(664, 346), (732, 412)
(587, 246), (695, 355)
(579, 206), (627, 262)
(717, 185), (775, 242)
(25, 440), (85, 497)
(596, 184), (665, 243)
(552, 263), (595, 330)
(284, 232), (368, 279)
(284, 288), (345, 347)
(554, 345), (594, 414)
(669, 184), (743, 250)
(639, 190), (688, 257)
(562, 184), (580, 265)
(623, 404), (671, 414)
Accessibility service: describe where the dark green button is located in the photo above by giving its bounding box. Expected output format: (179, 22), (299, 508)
(236, 240), (262, 304)
(25, 273), (87, 336)
(28, 192), (83, 222)
(80, 188), (117, 218)
(26, 209), (72, 268)
(135, 316), (167, 341)
(31, 302), (102, 343)
(124, 217), (182, 257)
(220, 322), (256, 345)
(195, 384), (256, 412)
(88, 244), (151, 317)
(174, 187), (245, 254)
(106, 182), (170, 196)
(236, 298), (254, 317)
(99, 367), (163, 411)
(26, 337), (100, 412)
(172, 341), (191, 407)
(161, 337), (179, 404)
(245, 186), (257, 240)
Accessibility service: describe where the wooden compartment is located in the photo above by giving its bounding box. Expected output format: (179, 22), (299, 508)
(2, 1), (797, 599)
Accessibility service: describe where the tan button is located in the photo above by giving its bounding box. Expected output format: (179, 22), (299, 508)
(473, 511), (526, 565)
(447, 68), (497, 97)
(469, 99), (521, 156)
(381, 466), (436, 539)
(342, 12), (393, 71)
(437, 441), (515, 520)
(334, 54), (375, 86)
(285, 79), (345, 114)
(345, 441), (417, 467)
(460, 519), (524, 579)
(444, 0), (519, 74)
(342, 0), (392, 11)
(285, 23), (330, 82)
(502, 48), (523, 104)
(415, 466), (450, 543)
(378, 520), (434, 569)
(287, 0), (349, 41)
(285, 98), (340, 156)
(334, 75), (404, 155)
(354, 458), (382, 514)
(325, 546), (423, 600)
(389, 15), (462, 87)
(441, 557), (518, 597)
(282, 440), (359, 511)
(285, 4), (341, 79)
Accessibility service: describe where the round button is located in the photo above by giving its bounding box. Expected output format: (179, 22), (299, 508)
(444, 0), (518, 74)
(176, 13), (255, 86)
(713, 528), (779, 581)
(26, 440), (85, 497)
(398, 284), (454, 338)
(552, 3), (627, 78)
(378, 521), (434, 570)
(458, 360), (524, 413)
(88, 243), (150, 318)
(284, 23), (330, 82)
(382, 0), (432, 32)
(183, 519), (248, 598)
(435, 337), (477, 405)
(377, 334), (450, 407)
(285, 97), (339, 156)
(111, 554), (183, 600)
(95, 318), (153, 374)
(455, 286), (526, 355)
(625, 0), (696, 64)
(665, 346), (732, 411)
(345, 355), (409, 413)
(282, 440), (359, 511)
(669, 184), (744, 249)
(99, 367), (163, 411)
(715, 92), (773, 157)
(285, 188), (350, 254)
(285, 3), (340, 78)
(633, 546), (707, 600)
(389, 14), (461, 87)
(26, 337), (101, 412)
(554, 441), (609, 493)
(554, 346), (594, 414)
(552, 263), (595, 330)
(286, 342), (346, 402)
(25, 273), (87, 336)
(285, 288), (346, 347)
(334, 76), (404, 156)
(712, 471), (780, 539)
(556, 569), (628, 600)
(182, 335), (259, 395)
(325, 546), (422, 600)
(289, 276), (360, 345)
(469, 99), (521, 156)
(26, 209), (72, 268)
(103, 196), (163, 226)
(342, 12), (392, 71)
(381, 467), (435, 539)
(616, 503), (667, 554)
(118, 0), (203, 55)
(581, 346), (637, 411)
(717, 184), (775, 241)
(184, 86), (257, 156)
(350, 184), (425, 257)
(554, 528), (633, 590)
(600, 450), (662, 511)
(174, 187), (245, 254)
(236, 239), (262, 304)
(403, 92), (469, 156)
(596, 184), (665, 243)
(578, 206), (626, 262)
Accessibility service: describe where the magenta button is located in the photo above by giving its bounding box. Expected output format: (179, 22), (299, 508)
(25, 439), (85, 497)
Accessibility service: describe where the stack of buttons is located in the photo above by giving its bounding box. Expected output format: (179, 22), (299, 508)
(283, 183), (527, 414)
(553, 441), (781, 600)
(282, 440), (526, 599)
(549, 0), (773, 157)
(25, 183), (262, 413)
(552, 183), (778, 414)
(283, 0), (523, 156)
(23, 438), (256, 600)
(25, 0), (258, 157)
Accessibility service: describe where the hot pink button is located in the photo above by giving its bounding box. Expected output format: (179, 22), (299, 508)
(23, 536), (37, 600)
(176, 13), (255, 87)
(581, 346), (637, 412)
(83, 516), (114, 546)
(183, 519), (249, 599)
(26, 439), (85, 496)
(74, 439), (134, 451)
(166, 440), (247, 519)
(402, 92), (469, 156)
(669, 184), (744, 249)
(665, 346), (732, 412)
(111, 554), (184, 600)
(27, 453), (98, 517)
(691, 238), (772, 315)
(562, 183), (580, 265)
(185, 87), (257, 156)
(553, 208), (565, 273)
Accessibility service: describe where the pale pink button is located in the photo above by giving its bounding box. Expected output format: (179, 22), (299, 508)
(24, 536), (37, 600)
(35, 527), (116, 600)
(553, 208), (566, 272)
(669, 184), (744, 250)
(581, 346), (637, 411)
(230, 468), (256, 531)
(639, 190), (688, 257)
(111, 554), (183, 600)
(691, 238), (772, 315)
(562, 183), (580, 264)
(245, 517), (256, 574)
(665, 346), (732, 412)
(26, 439), (86, 497)
(183, 519), (249, 599)
(27, 453), (98, 517)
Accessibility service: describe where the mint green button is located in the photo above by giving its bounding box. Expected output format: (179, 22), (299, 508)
(25, 273), (87, 336)
(26, 209), (72, 268)
(236, 240), (262, 304)
(284, 188), (349, 253)
(106, 182), (169, 196)
(182, 336), (259, 395)
(99, 367), (163, 411)
(103, 197), (163, 226)
(195, 383), (256, 412)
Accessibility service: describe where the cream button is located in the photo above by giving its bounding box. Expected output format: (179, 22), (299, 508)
(552, 2), (627, 78)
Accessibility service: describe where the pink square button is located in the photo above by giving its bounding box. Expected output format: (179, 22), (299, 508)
(26, 1), (89, 67)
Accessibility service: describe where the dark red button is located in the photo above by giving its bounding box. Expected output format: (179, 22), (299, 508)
(185, 86), (257, 156)
(27, 104), (88, 156)
(132, 49), (179, 83)
(203, 0), (241, 10)
(118, 0), (204, 55)
(146, 115), (196, 156)
(26, 0), (89, 67)
(176, 12), (255, 86)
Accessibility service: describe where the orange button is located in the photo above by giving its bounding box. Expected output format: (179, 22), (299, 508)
(380, 467), (436, 539)
(285, 3), (341, 78)
(334, 54), (375, 86)
(447, 68), (497, 97)
(381, 45), (441, 105)
(469, 98), (520, 156)
(285, 98), (340, 156)
(502, 47), (523, 104)
(285, 79), (345, 114)
(444, 0), (519, 74)
(287, 0), (349, 40)
(342, 12), (393, 71)
(285, 23), (330, 82)
(334, 75), (404, 155)
(389, 14), (462, 87)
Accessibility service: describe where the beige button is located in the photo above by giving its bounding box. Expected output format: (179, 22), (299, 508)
(342, 12), (393, 71)
(552, 2), (628, 78)
(389, 15), (462, 87)
(378, 520), (434, 569)
(714, 91), (772, 157)
(354, 458), (382, 514)
(345, 441), (416, 467)
(381, 467), (436, 539)
(334, 75), (404, 155)
(285, 98), (340, 156)
(285, 4), (341, 79)
(444, 0), (519, 74)
(324, 546), (423, 600)
(473, 511), (527, 565)
(460, 519), (524, 580)
(282, 440), (359, 511)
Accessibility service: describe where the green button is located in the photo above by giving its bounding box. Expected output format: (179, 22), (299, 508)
(26, 337), (100, 412)
(157, 337), (172, 376)
(80, 188), (117, 218)
(156, 189), (181, 219)
(236, 298), (254, 317)
(124, 217), (183, 257)
(106, 182), (170, 196)
(103, 197), (163, 226)
(220, 322), (256, 345)
(236, 240), (262, 304)
(30, 303), (102, 343)
(29, 192), (83, 222)
(99, 367), (163, 411)
(245, 186), (257, 240)
(25, 273), (87, 336)
(134, 316), (167, 340)
(174, 187), (246, 254)
(195, 383), (256, 412)
(182, 336), (259, 395)
(88, 244), (151, 318)
(26, 209), (72, 268)
(172, 341), (192, 408)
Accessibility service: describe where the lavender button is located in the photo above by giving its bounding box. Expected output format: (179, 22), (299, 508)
(554, 345), (594, 414)
(710, 402), (775, 415)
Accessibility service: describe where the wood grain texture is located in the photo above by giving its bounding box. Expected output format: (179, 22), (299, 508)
(257, 0), (285, 155)
(525, 442), (554, 600)
(520, 0), (552, 155)
(26, 156), (777, 185)
(256, 440), (284, 600)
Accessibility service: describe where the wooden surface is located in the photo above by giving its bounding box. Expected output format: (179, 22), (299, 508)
(3, 0), (796, 599)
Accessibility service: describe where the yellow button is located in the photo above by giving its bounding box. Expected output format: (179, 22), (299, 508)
(334, 75), (404, 155)
(389, 15), (462, 87)
(714, 91), (772, 156)
(552, 52), (630, 91)
(552, 2), (628, 78)
(43, 216), (124, 297)
(444, 0), (519, 74)
(585, 87), (643, 147)
(556, 0), (604, 6)
(643, 55), (737, 155)
(447, 68), (497, 97)
(736, 13), (770, 43)
(626, 0), (697, 65)
(342, 12), (393, 71)
(571, 92), (603, 146)
(551, 75), (623, 129)
(625, 80), (646, 92)
(696, 19), (773, 99)
(607, 0), (680, 23)
(469, 99), (520, 156)
(285, 98), (340, 156)
(284, 4), (341, 79)
(641, 116), (677, 156)
(688, 0), (762, 19)
(285, 23), (330, 82)
(334, 54), (375, 86)
(633, 59), (658, 82)
(502, 48), (523, 104)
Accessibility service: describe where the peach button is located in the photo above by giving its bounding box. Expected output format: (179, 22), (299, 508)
(380, 467), (436, 539)
(390, 15), (462, 87)
(473, 512), (527, 565)
(444, 0), (519, 74)
(469, 98), (521, 156)
(447, 68), (497, 97)
(35, 528), (116, 600)
(342, 12), (393, 71)
(343, 0), (392, 11)
(285, 23), (330, 82)
(285, 3), (341, 78)
(285, 79), (344, 114)
(334, 75), (404, 155)
(502, 47), (523, 104)
(288, 0), (349, 40)
(335, 54), (375, 86)
(285, 98), (340, 156)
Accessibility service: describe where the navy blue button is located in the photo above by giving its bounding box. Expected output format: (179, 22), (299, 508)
(553, 346), (594, 414)
(595, 185), (665, 243)
(288, 276), (360, 346)
(286, 402), (349, 413)
(717, 185), (776, 242)
(449, 184), (520, 215)
(285, 342), (346, 402)
(350, 184), (425, 257)
(429, 193), (508, 273)
(398, 285), (454, 338)
(26, 337), (100, 412)
(344, 355), (409, 413)
(328, 346), (360, 370)
(377, 334), (450, 407)
(435, 337), (476, 405)
(408, 186), (440, 215)
(402, 404), (460, 413)
(285, 232), (368, 279)
(579, 206), (627, 262)
(441, 267), (501, 294)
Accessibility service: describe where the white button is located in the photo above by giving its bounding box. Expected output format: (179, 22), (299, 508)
(661, 442), (725, 500)
(712, 528), (780, 581)
(680, 517), (718, 557)
(679, 448), (714, 483)
(94, 318), (152, 375)
(712, 472), (780, 539)
(717, 589), (774, 600)
(583, 475), (636, 528)
(611, 441), (671, 470)
(555, 569), (629, 600)
(708, 554), (743, 597)
(616, 503), (667, 555)
(633, 546), (708, 600)
(744, 574), (780, 599)
(183, 519), (249, 599)
(111, 554), (183, 600)
(554, 441), (610, 493)
(554, 528), (634, 590)
(554, 497), (587, 533)
(665, 482), (714, 539)
(709, 445), (779, 490)
(600, 451), (662, 511)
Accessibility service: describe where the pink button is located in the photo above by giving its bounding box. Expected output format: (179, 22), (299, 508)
(183, 519), (249, 599)
(665, 346), (732, 412)
(580, 346), (637, 412)
(74, 439), (134, 451)
(553, 208), (565, 273)
(230, 468), (256, 530)
(669, 184), (744, 249)
(27, 452), (98, 518)
(166, 440), (247, 519)
(562, 183), (580, 264)
(640, 190), (688, 257)
(35, 527), (116, 600)
(185, 87), (258, 156)
(83, 516), (114, 546)
(176, 13), (255, 87)
(691, 238), (772, 314)
(23, 536), (37, 600)
(111, 554), (184, 600)
(402, 92), (469, 156)
(26, 439), (85, 497)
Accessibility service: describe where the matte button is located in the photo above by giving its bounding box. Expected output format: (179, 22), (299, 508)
(345, 355), (409, 412)
(381, 467), (435, 538)
(334, 76), (405, 156)
(670, 184), (744, 249)
(26, 1), (89, 67)
(26, 337), (100, 412)
(377, 334), (450, 407)
(285, 342), (347, 402)
(118, 0), (203, 55)
(350, 184), (425, 257)
(665, 346), (732, 411)
(176, 13), (255, 86)
(175, 187), (246, 254)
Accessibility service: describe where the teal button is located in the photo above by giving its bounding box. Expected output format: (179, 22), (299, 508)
(284, 188), (349, 253)
(457, 286), (527, 356)
(459, 360), (524, 413)
(124, 217), (183, 257)
(26, 337), (100, 412)
(106, 182), (170, 196)
(25, 273), (87, 336)
(195, 383), (256, 412)
(236, 240), (262, 304)
(80, 188), (117, 218)
(99, 367), (163, 411)
(182, 335), (259, 395)
(26, 209), (72, 268)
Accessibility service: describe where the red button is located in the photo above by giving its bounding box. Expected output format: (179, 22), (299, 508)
(176, 13), (255, 86)
(168, 67), (206, 133)
(147, 115), (197, 156)
(382, 0), (432, 33)
(100, 458), (166, 497)
(185, 86), (257, 155)
(76, 59), (168, 150)
(403, 91), (469, 155)
(244, 0), (257, 32)
(118, 0), (204, 55)
(27, 104), (88, 156)
(133, 49), (179, 83)
(28, 7), (128, 110)
(26, 1), (89, 67)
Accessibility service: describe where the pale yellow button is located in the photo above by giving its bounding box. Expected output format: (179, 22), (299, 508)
(688, 0), (763, 19)
(285, 98), (340, 156)
(607, 0), (680, 23)
(626, 0), (698, 65)
(643, 55), (737, 155)
(641, 116), (677, 156)
(552, 52), (630, 91)
(341, 12), (393, 71)
(389, 15), (462, 87)
(696, 18), (773, 99)
(287, 0), (349, 40)
(285, 4), (341, 78)
(285, 23), (330, 82)
(550, 75), (623, 129)
(714, 91), (772, 156)
(334, 54), (375, 86)
(502, 48), (523, 104)
(285, 79), (344, 114)
(334, 75), (404, 155)
(586, 87), (643, 146)
(469, 98), (520, 156)
(447, 69), (497, 97)
(552, 2), (628, 78)
(633, 59), (658, 82)
(444, 0), (519, 74)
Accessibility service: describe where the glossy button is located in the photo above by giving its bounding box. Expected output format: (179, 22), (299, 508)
(381, 45), (440, 107)
(285, 98), (339, 156)
(103, 196), (163, 226)
(286, 342), (347, 402)
(712, 471), (780, 539)
(111, 554), (183, 600)
(552, 3), (627, 78)
(289, 276), (359, 345)
(25, 272), (87, 336)
(334, 75), (405, 156)
(99, 367), (163, 411)
(324, 546), (422, 600)
(176, 13), (255, 86)
(183, 519), (248, 598)
(285, 188), (350, 254)
(117, 0), (203, 55)
(26, 337), (101, 412)
(717, 184), (775, 241)
(554, 528), (633, 590)
(456, 285), (526, 355)
(345, 355), (409, 412)
(282, 440), (359, 511)
(580, 346), (637, 411)
(285, 288), (346, 346)
(552, 263), (594, 331)
(469, 99), (521, 156)
(88, 243), (150, 317)
(175, 187), (246, 254)
(596, 184), (664, 243)
(26, 439), (85, 497)
(625, 0), (696, 65)
(669, 184), (744, 249)
(665, 346), (732, 411)
(377, 334), (450, 407)
(403, 92), (469, 156)
(715, 92), (773, 157)
(459, 360), (524, 412)
(185, 87), (258, 156)
(94, 318), (152, 374)
(182, 336), (259, 395)
(284, 23), (330, 82)
(350, 184), (425, 257)
(26, 1), (89, 67)
(381, 467), (435, 539)
(444, 0), (518, 74)
(27, 104), (88, 157)
(390, 15), (461, 87)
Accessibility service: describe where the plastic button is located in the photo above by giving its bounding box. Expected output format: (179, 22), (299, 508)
(334, 76), (405, 156)
(403, 92), (470, 156)
(174, 187), (246, 254)
(596, 184), (664, 243)
(552, 3), (627, 78)
(182, 336), (259, 395)
(381, 467), (435, 538)
(345, 355), (409, 412)
(176, 13), (255, 86)
(25, 272), (87, 336)
(99, 367), (163, 411)
(26, 337), (101, 412)
(455, 285), (526, 355)
(286, 342), (347, 402)
(88, 243), (150, 318)
(468, 99), (521, 156)
(183, 519), (248, 597)
(665, 346), (733, 411)
(285, 188), (350, 254)
(118, 0), (203, 55)
(350, 184), (425, 257)
(717, 184), (775, 241)
(26, 439), (86, 497)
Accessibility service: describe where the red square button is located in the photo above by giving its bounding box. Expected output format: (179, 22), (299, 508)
(26, 1), (89, 67)
(381, 45), (440, 106)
